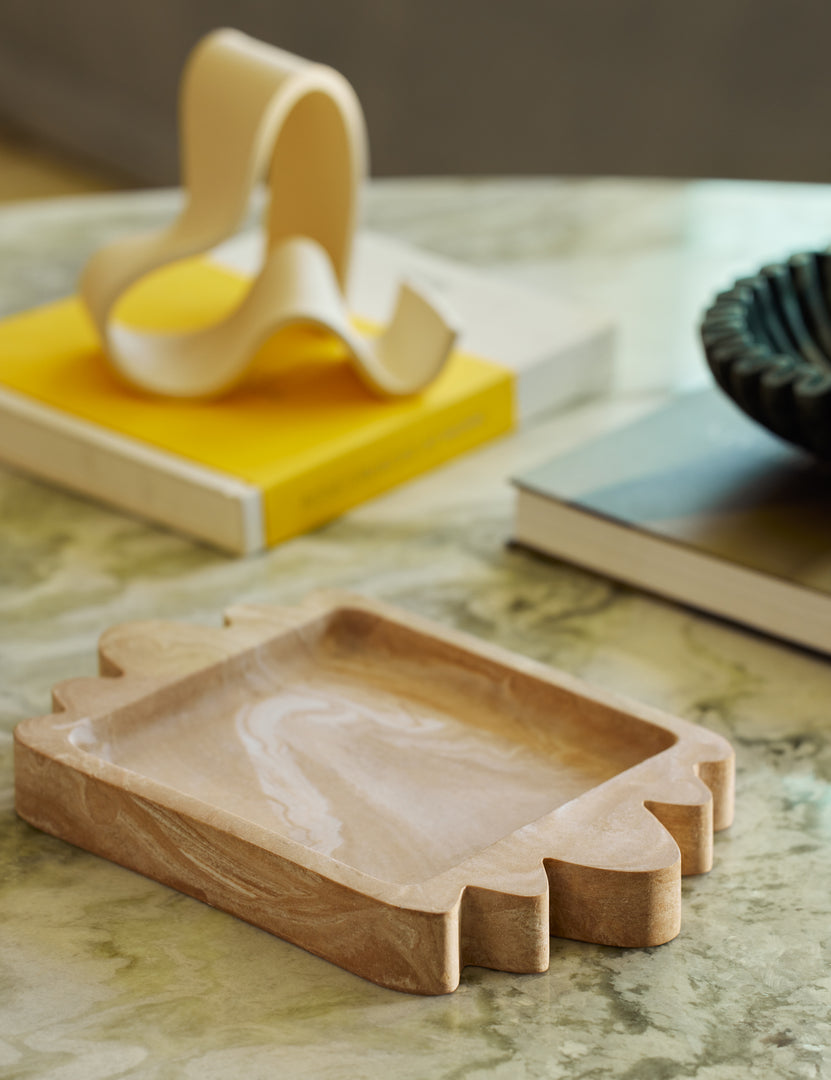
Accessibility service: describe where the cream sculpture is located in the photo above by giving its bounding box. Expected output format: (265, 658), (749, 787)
(80, 29), (457, 399)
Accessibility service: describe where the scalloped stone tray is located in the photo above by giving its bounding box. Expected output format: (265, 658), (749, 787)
(14, 593), (734, 994)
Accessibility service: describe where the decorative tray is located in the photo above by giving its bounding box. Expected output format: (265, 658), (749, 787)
(14, 593), (734, 994)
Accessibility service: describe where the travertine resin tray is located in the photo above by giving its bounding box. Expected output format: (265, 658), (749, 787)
(14, 593), (734, 994)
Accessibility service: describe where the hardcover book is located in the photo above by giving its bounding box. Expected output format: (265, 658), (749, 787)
(0, 231), (612, 554)
(513, 389), (831, 656)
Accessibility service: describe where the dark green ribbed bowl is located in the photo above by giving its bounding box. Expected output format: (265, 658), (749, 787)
(700, 252), (831, 460)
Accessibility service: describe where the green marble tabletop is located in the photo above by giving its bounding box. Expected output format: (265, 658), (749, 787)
(2, 179), (830, 1079)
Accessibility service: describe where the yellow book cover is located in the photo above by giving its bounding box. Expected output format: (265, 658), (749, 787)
(0, 258), (514, 553)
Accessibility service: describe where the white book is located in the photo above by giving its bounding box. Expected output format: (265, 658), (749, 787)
(0, 231), (613, 554)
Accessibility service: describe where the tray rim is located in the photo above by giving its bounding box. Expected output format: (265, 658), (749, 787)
(14, 591), (735, 993)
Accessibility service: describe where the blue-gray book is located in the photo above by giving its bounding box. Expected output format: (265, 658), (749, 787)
(513, 390), (831, 656)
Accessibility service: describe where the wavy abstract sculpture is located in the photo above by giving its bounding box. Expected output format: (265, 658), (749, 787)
(81, 30), (456, 399)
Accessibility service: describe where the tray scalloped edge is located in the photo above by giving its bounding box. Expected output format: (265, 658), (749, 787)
(14, 591), (734, 995)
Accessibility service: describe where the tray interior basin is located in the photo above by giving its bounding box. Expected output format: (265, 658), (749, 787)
(72, 609), (676, 885)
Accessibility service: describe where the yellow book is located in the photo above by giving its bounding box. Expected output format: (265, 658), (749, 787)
(0, 237), (612, 553)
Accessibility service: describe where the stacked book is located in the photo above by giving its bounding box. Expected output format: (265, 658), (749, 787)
(513, 389), (831, 657)
(0, 231), (612, 554)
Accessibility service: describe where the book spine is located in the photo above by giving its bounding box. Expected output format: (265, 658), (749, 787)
(0, 387), (262, 554)
(262, 374), (515, 546)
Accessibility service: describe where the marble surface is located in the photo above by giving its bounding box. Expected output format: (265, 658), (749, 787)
(1, 178), (830, 1078)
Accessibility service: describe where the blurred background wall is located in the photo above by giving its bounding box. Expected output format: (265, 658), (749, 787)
(0, 0), (830, 187)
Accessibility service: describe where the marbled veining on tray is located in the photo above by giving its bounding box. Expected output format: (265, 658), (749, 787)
(2, 181), (831, 1077)
(81, 628), (666, 886)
